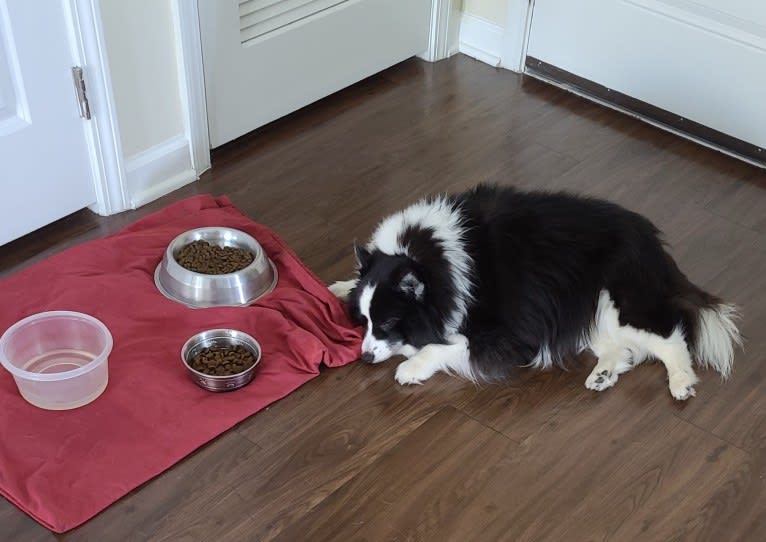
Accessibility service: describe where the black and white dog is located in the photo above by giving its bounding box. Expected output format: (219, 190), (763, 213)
(330, 184), (741, 400)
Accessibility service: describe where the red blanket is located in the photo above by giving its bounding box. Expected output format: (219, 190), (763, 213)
(0, 195), (361, 532)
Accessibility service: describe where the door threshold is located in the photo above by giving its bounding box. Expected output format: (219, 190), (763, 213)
(524, 56), (765, 169)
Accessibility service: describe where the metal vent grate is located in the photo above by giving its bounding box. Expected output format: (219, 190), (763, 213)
(239, 0), (348, 44)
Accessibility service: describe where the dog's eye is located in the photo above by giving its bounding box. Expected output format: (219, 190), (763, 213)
(350, 309), (366, 326)
(380, 318), (399, 332)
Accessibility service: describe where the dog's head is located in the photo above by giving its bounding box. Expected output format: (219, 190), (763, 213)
(348, 242), (442, 363)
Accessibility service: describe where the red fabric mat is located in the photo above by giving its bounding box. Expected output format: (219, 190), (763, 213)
(0, 195), (361, 533)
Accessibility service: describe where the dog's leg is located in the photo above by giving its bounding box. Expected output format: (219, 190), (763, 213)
(395, 335), (472, 385)
(585, 290), (644, 393)
(664, 352), (698, 400)
(650, 329), (698, 400)
(585, 347), (632, 392)
(328, 278), (358, 301)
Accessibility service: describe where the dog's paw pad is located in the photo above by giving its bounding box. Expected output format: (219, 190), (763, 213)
(395, 359), (430, 386)
(585, 367), (617, 392)
(669, 373), (698, 401)
(671, 386), (696, 401)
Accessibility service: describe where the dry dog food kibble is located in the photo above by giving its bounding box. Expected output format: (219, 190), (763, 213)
(175, 240), (254, 274)
(189, 345), (256, 376)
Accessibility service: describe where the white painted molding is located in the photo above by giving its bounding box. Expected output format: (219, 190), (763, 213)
(459, 13), (504, 67)
(124, 134), (196, 208)
(67, 0), (129, 216)
(501, 0), (535, 72)
(419, 0), (461, 62)
(173, 0), (211, 175)
(626, 0), (766, 53)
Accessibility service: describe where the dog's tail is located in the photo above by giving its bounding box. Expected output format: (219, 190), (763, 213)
(691, 303), (742, 379)
(676, 280), (742, 379)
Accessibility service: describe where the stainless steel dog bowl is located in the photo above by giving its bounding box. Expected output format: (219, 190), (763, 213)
(155, 227), (277, 308)
(181, 329), (261, 392)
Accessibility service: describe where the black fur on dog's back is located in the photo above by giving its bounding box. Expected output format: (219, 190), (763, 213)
(452, 184), (723, 380)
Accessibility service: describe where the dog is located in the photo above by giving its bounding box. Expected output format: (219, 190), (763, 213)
(329, 184), (742, 400)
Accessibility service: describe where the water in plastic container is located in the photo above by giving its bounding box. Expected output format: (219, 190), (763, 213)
(0, 311), (112, 410)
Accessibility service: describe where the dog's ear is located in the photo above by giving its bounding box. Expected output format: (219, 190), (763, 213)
(398, 271), (425, 301)
(353, 240), (372, 271)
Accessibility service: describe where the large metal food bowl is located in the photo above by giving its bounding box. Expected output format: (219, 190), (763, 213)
(155, 227), (277, 308)
(181, 329), (261, 392)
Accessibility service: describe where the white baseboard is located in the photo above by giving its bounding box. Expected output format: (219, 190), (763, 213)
(125, 134), (198, 208)
(459, 13), (504, 67)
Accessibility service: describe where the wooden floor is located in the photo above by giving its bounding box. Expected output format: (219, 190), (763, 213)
(2, 55), (766, 541)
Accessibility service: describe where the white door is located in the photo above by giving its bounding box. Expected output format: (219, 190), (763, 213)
(0, 0), (95, 246)
(200, 0), (432, 147)
(526, 0), (766, 154)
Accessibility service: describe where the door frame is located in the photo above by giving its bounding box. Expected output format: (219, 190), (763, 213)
(501, 0), (535, 72)
(420, 0), (462, 62)
(67, 0), (128, 216)
(173, 0), (210, 176)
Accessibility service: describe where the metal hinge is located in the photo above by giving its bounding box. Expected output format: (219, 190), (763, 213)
(71, 66), (91, 120)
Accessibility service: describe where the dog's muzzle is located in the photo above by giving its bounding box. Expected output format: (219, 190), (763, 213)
(361, 352), (375, 363)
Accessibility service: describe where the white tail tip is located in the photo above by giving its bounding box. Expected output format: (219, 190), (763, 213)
(695, 303), (742, 379)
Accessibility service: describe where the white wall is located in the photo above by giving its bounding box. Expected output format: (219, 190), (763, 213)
(99, 0), (184, 156)
(99, 0), (197, 208)
(463, 0), (507, 25)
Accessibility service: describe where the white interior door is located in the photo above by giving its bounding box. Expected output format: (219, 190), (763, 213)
(200, 0), (432, 147)
(0, 0), (95, 246)
(526, 0), (766, 154)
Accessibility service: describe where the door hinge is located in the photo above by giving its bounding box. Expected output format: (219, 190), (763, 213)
(71, 66), (91, 120)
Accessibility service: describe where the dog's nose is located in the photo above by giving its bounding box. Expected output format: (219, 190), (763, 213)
(361, 352), (375, 363)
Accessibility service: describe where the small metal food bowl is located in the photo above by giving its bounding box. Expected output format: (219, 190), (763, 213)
(181, 329), (261, 392)
(154, 227), (277, 308)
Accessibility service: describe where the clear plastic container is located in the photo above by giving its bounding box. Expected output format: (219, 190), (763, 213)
(0, 311), (113, 410)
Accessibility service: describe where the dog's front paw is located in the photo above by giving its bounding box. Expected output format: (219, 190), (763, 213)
(585, 368), (618, 392)
(395, 358), (433, 386)
(668, 371), (698, 401)
(328, 279), (357, 301)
